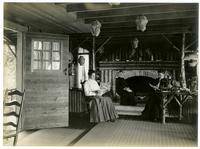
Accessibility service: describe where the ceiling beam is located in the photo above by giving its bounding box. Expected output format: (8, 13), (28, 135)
(101, 24), (191, 33)
(4, 19), (28, 32)
(101, 18), (196, 29)
(85, 11), (197, 24)
(66, 3), (164, 12)
(77, 3), (198, 19)
(70, 27), (191, 38)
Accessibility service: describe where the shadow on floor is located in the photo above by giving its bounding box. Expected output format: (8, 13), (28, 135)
(69, 112), (94, 129)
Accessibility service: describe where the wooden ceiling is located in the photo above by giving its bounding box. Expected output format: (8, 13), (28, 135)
(4, 3), (198, 61)
(4, 3), (198, 37)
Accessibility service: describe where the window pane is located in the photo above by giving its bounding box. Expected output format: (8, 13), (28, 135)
(33, 51), (41, 60)
(43, 52), (50, 60)
(52, 62), (60, 70)
(43, 61), (51, 70)
(52, 42), (60, 51)
(52, 52), (60, 61)
(43, 42), (51, 50)
(33, 61), (41, 69)
(33, 41), (42, 50)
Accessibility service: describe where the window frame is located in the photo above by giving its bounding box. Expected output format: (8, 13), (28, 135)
(31, 38), (62, 72)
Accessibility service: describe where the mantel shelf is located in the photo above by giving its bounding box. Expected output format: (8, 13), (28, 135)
(99, 60), (180, 70)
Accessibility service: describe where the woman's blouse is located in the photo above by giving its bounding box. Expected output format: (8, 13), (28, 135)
(84, 79), (100, 96)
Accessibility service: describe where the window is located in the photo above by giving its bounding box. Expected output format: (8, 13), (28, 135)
(32, 40), (61, 70)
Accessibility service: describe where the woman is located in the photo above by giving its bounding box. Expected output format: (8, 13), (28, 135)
(142, 72), (171, 121)
(84, 70), (118, 123)
(116, 71), (136, 105)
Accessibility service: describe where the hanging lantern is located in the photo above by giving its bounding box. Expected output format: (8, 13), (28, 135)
(135, 15), (148, 32)
(90, 20), (102, 37)
(132, 38), (139, 48)
(78, 56), (85, 66)
(184, 52), (198, 67)
(188, 59), (198, 67)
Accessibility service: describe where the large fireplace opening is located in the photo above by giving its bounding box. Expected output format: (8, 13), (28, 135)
(116, 76), (159, 105)
(126, 76), (159, 96)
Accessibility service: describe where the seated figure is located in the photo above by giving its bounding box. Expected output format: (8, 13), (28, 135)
(84, 70), (118, 123)
(116, 71), (136, 106)
(142, 72), (174, 121)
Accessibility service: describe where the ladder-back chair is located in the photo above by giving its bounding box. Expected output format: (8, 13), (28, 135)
(3, 89), (25, 146)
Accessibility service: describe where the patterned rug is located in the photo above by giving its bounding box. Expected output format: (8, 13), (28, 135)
(74, 119), (197, 147)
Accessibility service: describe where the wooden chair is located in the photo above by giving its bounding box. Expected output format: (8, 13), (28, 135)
(3, 89), (25, 146)
(81, 81), (91, 114)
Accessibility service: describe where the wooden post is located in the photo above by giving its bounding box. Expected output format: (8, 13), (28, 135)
(16, 32), (25, 131)
(16, 32), (25, 91)
(181, 33), (186, 88)
(92, 36), (96, 70)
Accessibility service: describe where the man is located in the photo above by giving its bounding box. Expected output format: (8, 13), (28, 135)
(116, 71), (136, 106)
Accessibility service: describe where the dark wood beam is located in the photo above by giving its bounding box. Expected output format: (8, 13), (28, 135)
(100, 25), (191, 36)
(85, 11), (197, 24)
(70, 26), (191, 38)
(101, 18), (196, 29)
(102, 23), (192, 32)
(95, 37), (112, 54)
(161, 34), (180, 52)
(77, 3), (198, 19)
(66, 3), (164, 12)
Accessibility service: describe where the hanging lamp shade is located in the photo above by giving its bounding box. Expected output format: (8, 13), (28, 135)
(188, 59), (198, 67)
(135, 15), (148, 32)
(184, 52), (198, 67)
(90, 20), (102, 37)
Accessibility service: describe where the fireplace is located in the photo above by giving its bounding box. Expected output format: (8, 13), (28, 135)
(126, 76), (159, 96)
(98, 61), (180, 103)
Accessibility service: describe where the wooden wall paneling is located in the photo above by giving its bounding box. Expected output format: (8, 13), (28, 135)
(109, 69), (112, 83)
(69, 89), (86, 113)
(100, 70), (104, 82)
(105, 70), (108, 83)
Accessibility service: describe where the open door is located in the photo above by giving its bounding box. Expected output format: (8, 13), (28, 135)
(22, 33), (69, 130)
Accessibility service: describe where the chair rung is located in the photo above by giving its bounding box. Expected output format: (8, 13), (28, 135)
(8, 90), (24, 96)
(5, 101), (21, 107)
(3, 134), (17, 139)
(3, 122), (17, 127)
(4, 112), (19, 117)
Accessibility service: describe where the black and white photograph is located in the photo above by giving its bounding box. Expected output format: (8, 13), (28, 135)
(2, 0), (199, 147)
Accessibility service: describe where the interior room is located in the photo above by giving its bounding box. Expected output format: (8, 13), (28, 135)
(3, 2), (198, 147)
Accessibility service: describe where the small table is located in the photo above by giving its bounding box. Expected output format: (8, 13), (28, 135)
(156, 89), (193, 124)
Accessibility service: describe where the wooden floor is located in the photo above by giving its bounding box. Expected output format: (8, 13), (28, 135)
(14, 116), (197, 147)
(75, 118), (197, 147)
(17, 128), (85, 146)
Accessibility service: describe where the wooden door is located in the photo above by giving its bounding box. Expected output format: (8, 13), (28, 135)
(22, 33), (69, 130)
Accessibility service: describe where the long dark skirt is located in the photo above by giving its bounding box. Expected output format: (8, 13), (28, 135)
(142, 93), (162, 121)
(88, 96), (119, 123)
